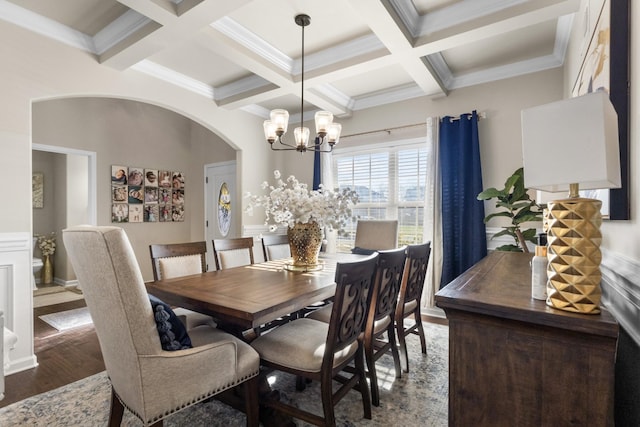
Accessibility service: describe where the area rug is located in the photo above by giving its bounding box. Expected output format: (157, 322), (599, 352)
(38, 307), (93, 331)
(0, 323), (448, 426)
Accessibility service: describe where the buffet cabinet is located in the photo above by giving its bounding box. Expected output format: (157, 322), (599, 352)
(435, 251), (618, 426)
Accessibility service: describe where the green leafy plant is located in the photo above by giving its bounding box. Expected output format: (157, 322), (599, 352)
(477, 167), (544, 252)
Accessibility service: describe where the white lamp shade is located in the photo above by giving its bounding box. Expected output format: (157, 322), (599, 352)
(294, 126), (310, 148)
(327, 122), (342, 145)
(270, 109), (289, 134)
(314, 111), (333, 134)
(521, 91), (621, 193)
(263, 120), (277, 142)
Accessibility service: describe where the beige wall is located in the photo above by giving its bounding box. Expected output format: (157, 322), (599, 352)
(32, 98), (237, 280)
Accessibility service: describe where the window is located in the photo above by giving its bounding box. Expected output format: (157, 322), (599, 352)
(333, 142), (427, 252)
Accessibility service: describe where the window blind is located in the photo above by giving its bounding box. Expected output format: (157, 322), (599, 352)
(333, 143), (427, 251)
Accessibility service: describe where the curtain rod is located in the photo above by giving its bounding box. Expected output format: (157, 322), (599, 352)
(341, 111), (486, 139)
(443, 111), (487, 122)
(341, 122), (427, 139)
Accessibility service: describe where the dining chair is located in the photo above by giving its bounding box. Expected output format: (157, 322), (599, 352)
(63, 225), (260, 427)
(353, 220), (398, 253)
(251, 254), (379, 427)
(261, 234), (291, 261)
(149, 241), (217, 330)
(308, 247), (406, 406)
(212, 237), (255, 270)
(395, 241), (431, 373)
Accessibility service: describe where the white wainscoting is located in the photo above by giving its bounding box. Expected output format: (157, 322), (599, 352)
(0, 233), (37, 374)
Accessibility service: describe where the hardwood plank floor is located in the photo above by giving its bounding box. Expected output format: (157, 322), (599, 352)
(1, 299), (447, 409)
(1, 299), (104, 408)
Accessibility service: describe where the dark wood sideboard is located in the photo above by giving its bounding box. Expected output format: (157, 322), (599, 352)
(435, 251), (618, 426)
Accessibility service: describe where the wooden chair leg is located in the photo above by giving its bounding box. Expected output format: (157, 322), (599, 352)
(387, 324), (402, 379)
(108, 387), (125, 427)
(396, 319), (410, 373)
(320, 373), (337, 427)
(355, 346), (372, 420)
(414, 309), (427, 354)
(295, 375), (307, 391)
(244, 375), (260, 427)
(364, 337), (380, 407)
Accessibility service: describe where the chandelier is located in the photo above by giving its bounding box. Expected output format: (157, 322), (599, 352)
(263, 14), (341, 153)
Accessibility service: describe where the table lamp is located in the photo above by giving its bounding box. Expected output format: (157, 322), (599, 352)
(521, 91), (620, 314)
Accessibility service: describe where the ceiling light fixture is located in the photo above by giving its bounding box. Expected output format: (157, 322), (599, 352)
(263, 14), (341, 153)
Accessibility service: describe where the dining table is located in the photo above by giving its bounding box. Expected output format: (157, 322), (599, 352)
(145, 252), (365, 338)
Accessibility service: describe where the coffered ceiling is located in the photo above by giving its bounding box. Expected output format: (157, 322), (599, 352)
(1, 0), (580, 122)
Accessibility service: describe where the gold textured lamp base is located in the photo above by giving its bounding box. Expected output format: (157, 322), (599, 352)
(546, 197), (602, 314)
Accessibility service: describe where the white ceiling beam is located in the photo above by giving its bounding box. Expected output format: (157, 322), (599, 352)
(117, 0), (177, 24)
(101, 0), (252, 70)
(412, 0), (580, 56)
(347, 0), (447, 96)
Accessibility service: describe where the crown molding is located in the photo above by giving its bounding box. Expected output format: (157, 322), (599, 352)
(292, 34), (385, 75)
(313, 84), (354, 112)
(0, 0), (95, 52)
(553, 14), (574, 64)
(389, 0), (527, 38)
(131, 60), (214, 98)
(211, 16), (293, 72)
(419, 0), (527, 36)
(215, 75), (271, 101)
(352, 83), (424, 111)
(93, 9), (151, 55)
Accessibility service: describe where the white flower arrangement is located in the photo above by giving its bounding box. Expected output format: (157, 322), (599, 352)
(245, 170), (358, 232)
(36, 232), (56, 257)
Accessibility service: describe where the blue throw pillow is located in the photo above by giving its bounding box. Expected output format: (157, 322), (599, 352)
(351, 246), (377, 255)
(148, 294), (192, 351)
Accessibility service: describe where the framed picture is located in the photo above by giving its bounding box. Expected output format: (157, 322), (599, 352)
(112, 203), (129, 223)
(571, 0), (629, 220)
(32, 172), (44, 208)
(111, 165), (128, 185)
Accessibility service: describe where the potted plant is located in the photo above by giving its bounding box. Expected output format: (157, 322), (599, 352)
(477, 167), (544, 252)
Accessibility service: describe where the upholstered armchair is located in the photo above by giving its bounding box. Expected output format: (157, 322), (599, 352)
(63, 226), (260, 426)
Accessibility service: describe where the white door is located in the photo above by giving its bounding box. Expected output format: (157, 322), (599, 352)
(205, 161), (237, 270)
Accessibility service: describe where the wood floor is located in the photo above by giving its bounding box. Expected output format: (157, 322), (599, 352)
(0, 299), (447, 409)
(0, 298), (104, 408)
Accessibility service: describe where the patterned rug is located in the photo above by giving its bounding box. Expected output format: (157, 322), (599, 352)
(0, 323), (448, 426)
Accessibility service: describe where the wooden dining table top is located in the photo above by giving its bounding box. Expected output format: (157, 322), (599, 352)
(145, 253), (365, 331)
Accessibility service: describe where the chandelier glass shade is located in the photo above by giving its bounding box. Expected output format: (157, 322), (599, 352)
(263, 14), (341, 153)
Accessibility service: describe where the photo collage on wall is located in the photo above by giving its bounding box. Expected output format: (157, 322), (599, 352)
(111, 165), (185, 223)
